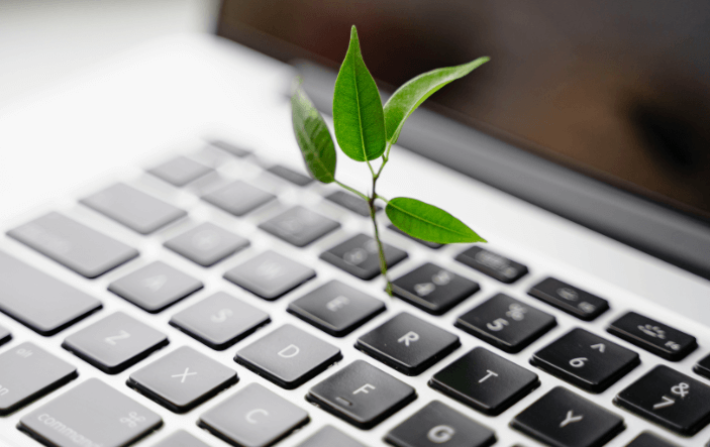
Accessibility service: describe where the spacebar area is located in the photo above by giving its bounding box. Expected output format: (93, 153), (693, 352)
(0, 251), (102, 336)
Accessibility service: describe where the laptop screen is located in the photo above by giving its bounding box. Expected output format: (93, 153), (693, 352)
(217, 0), (710, 222)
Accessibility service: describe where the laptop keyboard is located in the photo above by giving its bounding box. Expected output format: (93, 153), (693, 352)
(1, 142), (709, 447)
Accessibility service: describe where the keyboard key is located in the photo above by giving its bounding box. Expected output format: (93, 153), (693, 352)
(199, 383), (309, 447)
(326, 190), (380, 217)
(385, 400), (496, 447)
(109, 261), (203, 313)
(287, 280), (385, 337)
(388, 224), (443, 249)
(429, 347), (539, 415)
(0, 324), (9, 346)
(81, 183), (187, 234)
(0, 250), (102, 335)
(148, 156), (213, 186)
(153, 430), (212, 447)
(531, 328), (640, 393)
(607, 311), (697, 361)
(170, 291), (270, 350)
(320, 234), (407, 280)
(203, 180), (276, 216)
(392, 263), (480, 315)
(0, 342), (77, 415)
(19, 378), (162, 447)
(165, 222), (250, 267)
(615, 365), (710, 436)
(236, 324), (341, 389)
(625, 432), (680, 447)
(259, 206), (340, 247)
(224, 250), (316, 300)
(7, 212), (139, 278)
(693, 353), (710, 380)
(296, 425), (366, 447)
(528, 277), (609, 321)
(307, 360), (416, 429)
(128, 346), (237, 413)
(456, 293), (556, 353)
(63, 311), (168, 374)
(455, 246), (528, 283)
(511, 387), (624, 447)
(209, 139), (251, 157)
(356, 312), (460, 375)
(267, 164), (313, 186)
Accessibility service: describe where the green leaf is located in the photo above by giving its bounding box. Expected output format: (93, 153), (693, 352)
(383, 57), (490, 144)
(386, 197), (486, 244)
(291, 83), (337, 183)
(333, 25), (386, 162)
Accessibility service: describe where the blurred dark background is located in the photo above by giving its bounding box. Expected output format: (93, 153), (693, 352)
(219, 0), (710, 221)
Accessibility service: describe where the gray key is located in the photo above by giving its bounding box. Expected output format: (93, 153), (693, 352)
(19, 378), (162, 447)
(199, 383), (309, 447)
(7, 212), (139, 278)
(203, 180), (276, 216)
(209, 139), (251, 157)
(296, 426), (366, 447)
(165, 222), (250, 267)
(0, 250), (102, 335)
(236, 324), (342, 389)
(0, 324), (10, 346)
(170, 292), (270, 350)
(0, 342), (77, 415)
(259, 206), (340, 247)
(63, 311), (168, 374)
(267, 165), (313, 186)
(152, 430), (212, 447)
(128, 346), (237, 413)
(148, 156), (213, 186)
(224, 250), (316, 300)
(81, 183), (187, 234)
(325, 190), (380, 217)
(109, 261), (203, 313)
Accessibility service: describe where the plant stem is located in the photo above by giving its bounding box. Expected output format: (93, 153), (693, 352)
(368, 173), (392, 296)
(335, 180), (369, 201)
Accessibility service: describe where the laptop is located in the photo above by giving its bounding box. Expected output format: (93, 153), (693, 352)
(1, 1), (709, 446)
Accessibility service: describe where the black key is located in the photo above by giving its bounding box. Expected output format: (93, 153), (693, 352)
(614, 365), (710, 436)
(81, 183), (187, 234)
(209, 139), (251, 157)
(259, 206), (340, 247)
(385, 400), (496, 447)
(307, 359), (416, 429)
(356, 312), (460, 376)
(19, 378), (162, 447)
(430, 347), (539, 415)
(236, 324), (341, 389)
(456, 293), (556, 353)
(170, 291), (270, 350)
(7, 212), (138, 278)
(455, 246), (528, 283)
(267, 164), (313, 186)
(0, 342), (77, 415)
(694, 353), (710, 380)
(320, 234), (407, 280)
(528, 277), (609, 321)
(63, 311), (168, 374)
(625, 432), (680, 447)
(531, 328), (640, 393)
(153, 430), (212, 447)
(392, 263), (479, 315)
(148, 156), (213, 186)
(0, 324), (9, 346)
(326, 190), (380, 217)
(224, 250), (316, 300)
(203, 180), (276, 216)
(296, 425), (366, 447)
(288, 280), (385, 337)
(388, 224), (443, 249)
(199, 383), (309, 447)
(165, 222), (250, 267)
(128, 346), (238, 413)
(511, 387), (624, 447)
(0, 250), (102, 335)
(108, 261), (203, 313)
(608, 311), (697, 361)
